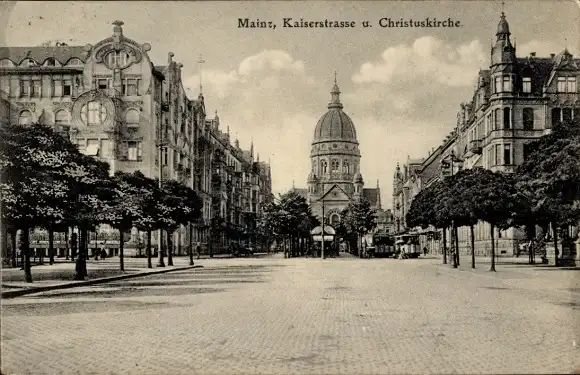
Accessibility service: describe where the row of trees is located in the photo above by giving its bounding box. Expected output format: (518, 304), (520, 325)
(258, 190), (378, 257)
(0, 123), (202, 282)
(406, 118), (580, 271)
(259, 191), (319, 257)
(336, 198), (377, 256)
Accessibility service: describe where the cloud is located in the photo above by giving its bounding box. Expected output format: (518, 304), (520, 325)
(517, 40), (577, 57)
(352, 36), (486, 88)
(238, 50), (305, 76)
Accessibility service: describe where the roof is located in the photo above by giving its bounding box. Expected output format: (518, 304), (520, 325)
(313, 108), (357, 143)
(0, 46), (89, 65)
(517, 57), (555, 95)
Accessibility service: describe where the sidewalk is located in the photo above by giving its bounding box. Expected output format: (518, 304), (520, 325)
(1, 256), (203, 299)
(424, 254), (580, 300)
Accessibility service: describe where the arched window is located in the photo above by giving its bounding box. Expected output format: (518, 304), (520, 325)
(19, 58), (36, 67)
(331, 158), (339, 172)
(330, 213), (340, 226)
(44, 58), (57, 67)
(125, 109), (140, 125)
(0, 59), (14, 67)
(54, 110), (69, 125)
(522, 108), (534, 130)
(106, 51), (130, 69)
(80, 101), (107, 125)
(18, 110), (32, 125)
(66, 58), (83, 67)
(320, 159), (327, 174)
(503, 107), (511, 129)
(343, 160), (350, 174)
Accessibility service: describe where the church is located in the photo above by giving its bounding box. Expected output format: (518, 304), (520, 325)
(293, 77), (383, 229)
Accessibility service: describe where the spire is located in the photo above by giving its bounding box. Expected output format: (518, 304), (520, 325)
(250, 138), (254, 158)
(496, 5), (511, 39)
(292, 180), (295, 189)
(198, 54), (205, 94)
(328, 72), (343, 110)
(257, 153), (260, 162)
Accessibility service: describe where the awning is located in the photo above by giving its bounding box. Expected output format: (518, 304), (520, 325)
(310, 225), (336, 236)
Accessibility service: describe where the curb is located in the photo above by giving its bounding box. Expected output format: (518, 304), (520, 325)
(1, 264), (204, 299)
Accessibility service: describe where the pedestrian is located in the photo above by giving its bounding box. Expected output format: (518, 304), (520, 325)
(423, 247), (427, 256)
(196, 242), (201, 260)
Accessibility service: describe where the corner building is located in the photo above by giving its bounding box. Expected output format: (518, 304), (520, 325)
(393, 11), (580, 262)
(0, 21), (272, 257)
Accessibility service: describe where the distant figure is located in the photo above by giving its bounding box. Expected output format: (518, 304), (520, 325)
(423, 247), (427, 256)
(196, 242), (201, 260)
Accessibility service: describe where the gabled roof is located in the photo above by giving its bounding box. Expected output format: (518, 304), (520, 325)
(0, 46), (89, 65)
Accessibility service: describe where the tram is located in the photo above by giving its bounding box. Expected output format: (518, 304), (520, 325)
(395, 233), (421, 258)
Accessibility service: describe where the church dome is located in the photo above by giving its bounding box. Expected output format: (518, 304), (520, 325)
(312, 78), (358, 143)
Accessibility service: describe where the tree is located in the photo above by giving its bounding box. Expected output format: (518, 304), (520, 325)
(339, 198), (377, 257)
(468, 169), (517, 272)
(515, 118), (580, 266)
(0, 124), (88, 282)
(133, 172), (164, 269)
(157, 179), (197, 266)
(101, 171), (147, 271)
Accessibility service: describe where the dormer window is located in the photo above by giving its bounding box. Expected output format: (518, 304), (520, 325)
(66, 58), (83, 67)
(557, 77), (566, 92)
(522, 77), (531, 93)
(20, 59), (37, 67)
(0, 59), (14, 67)
(45, 58), (56, 67)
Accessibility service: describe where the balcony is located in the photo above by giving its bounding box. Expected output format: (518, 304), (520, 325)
(469, 140), (482, 154)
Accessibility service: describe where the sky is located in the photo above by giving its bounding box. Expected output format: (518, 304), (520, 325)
(2, 0), (580, 208)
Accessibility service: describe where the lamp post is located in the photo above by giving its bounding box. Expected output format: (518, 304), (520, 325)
(157, 122), (165, 267)
(321, 198), (326, 259)
(446, 149), (463, 269)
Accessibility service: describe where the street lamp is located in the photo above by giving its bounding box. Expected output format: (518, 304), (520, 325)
(445, 149), (463, 269)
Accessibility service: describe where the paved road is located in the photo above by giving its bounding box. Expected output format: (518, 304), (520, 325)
(2, 256), (579, 374)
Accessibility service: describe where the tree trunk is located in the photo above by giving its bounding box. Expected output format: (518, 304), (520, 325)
(451, 223), (457, 268)
(21, 227), (32, 283)
(167, 230), (174, 266)
(442, 227), (448, 264)
(65, 229), (69, 261)
(10, 229), (17, 268)
(490, 223), (496, 272)
(119, 229), (124, 271)
(552, 222), (559, 267)
(146, 230), (152, 268)
(157, 229), (165, 267)
(75, 227), (88, 280)
(455, 226), (460, 267)
(48, 227), (55, 265)
(189, 224), (194, 265)
(71, 231), (77, 262)
(470, 224), (475, 269)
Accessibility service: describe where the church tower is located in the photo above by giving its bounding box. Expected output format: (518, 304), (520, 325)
(307, 75), (361, 226)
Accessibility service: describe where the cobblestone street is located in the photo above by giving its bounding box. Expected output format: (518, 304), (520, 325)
(2, 256), (579, 374)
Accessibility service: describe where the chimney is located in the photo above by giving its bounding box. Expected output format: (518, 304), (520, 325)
(530, 52), (536, 57)
(550, 53), (555, 58)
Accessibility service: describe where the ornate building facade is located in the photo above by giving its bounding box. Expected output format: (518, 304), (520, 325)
(0, 21), (272, 257)
(392, 11), (580, 261)
(301, 78), (383, 228)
